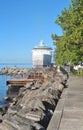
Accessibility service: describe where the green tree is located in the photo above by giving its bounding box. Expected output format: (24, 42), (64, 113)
(52, 0), (83, 65)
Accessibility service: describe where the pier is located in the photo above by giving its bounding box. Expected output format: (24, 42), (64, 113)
(6, 79), (36, 87)
(6, 72), (44, 87)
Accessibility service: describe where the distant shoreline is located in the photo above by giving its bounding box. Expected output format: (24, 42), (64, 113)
(0, 63), (32, 70)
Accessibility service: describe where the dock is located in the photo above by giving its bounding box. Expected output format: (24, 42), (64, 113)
(6, 79), (36, 87)
(6, 72), (44, 87)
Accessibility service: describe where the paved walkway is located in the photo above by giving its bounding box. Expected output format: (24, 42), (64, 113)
(47, 76), (83, 130)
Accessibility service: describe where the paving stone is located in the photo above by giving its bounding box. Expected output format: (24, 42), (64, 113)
(47, 76), (83, 130)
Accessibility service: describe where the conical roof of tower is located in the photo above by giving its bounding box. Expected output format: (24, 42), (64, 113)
(33, 40), (52, 50)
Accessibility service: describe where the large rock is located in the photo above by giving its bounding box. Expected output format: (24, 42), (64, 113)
(0, 67), (68, 130)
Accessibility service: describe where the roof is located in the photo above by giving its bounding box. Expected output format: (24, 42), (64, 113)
(32, 40), (52, 50)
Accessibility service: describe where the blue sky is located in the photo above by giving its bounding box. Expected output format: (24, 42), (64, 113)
(0, 0), (70, 64)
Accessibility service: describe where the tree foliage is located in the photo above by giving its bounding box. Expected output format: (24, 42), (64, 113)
(52, 0), (83, 65)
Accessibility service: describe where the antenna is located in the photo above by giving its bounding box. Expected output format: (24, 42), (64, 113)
(40, 40), (44, 46)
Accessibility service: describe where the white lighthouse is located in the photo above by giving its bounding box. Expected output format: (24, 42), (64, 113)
(32, 40), (52, 68)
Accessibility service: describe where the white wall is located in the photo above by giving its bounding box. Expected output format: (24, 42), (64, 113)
(32, 49), (52, 67)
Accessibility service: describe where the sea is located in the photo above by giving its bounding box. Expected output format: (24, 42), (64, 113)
(0, 63), (32, 108)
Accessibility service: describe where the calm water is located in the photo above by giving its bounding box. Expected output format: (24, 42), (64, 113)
(0, 63), (32, 107)
(0, 75), (11, 107)
(0, 63), (32, 70)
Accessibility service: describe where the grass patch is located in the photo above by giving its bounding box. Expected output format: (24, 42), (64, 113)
(71, 69), (83, 76)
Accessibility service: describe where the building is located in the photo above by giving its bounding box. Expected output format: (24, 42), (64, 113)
(32, 40), (52, 68)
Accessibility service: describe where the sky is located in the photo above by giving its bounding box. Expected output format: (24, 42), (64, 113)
(0, 0), (70, 64)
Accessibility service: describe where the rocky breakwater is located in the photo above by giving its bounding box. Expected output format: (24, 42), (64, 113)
(0, 67), (68, 130)
(0, 67), (29, 77)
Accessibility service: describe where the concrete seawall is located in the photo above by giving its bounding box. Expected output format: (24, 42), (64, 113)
(47, 76), (83, 130)
(47, 83), (68, 130)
